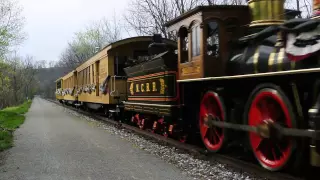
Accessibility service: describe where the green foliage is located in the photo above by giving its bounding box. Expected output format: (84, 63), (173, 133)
(0, 55), (39, 108)
(0, 0), (26, 57)
(0, 100), (32, 151)
(0, 0), (29, 107)
(2, 100), (32, 115)
(0, 131), (12, 150)
(0, 61), (11, 99)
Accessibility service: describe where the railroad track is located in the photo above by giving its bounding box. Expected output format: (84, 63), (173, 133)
(46, 98), (306, 180)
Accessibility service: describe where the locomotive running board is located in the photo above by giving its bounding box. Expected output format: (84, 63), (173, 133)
(204, 115), (320, 140)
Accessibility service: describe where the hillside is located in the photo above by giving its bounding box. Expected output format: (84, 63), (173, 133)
(35, 67), (73, 99)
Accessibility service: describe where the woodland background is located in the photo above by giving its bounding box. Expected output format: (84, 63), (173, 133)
(0, 0), (313, 108)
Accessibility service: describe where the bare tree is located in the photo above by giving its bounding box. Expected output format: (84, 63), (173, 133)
(57, 14), (122, 68)
(300, 0), (312, 17)
(91, 15), (123, 45)
(124, 0), (199, 39)
(0, 0), (26, 57)
(205, 0), (246, 5)
(124, 0), (249, 39)
(47, 60), (57, 68)
(22, 55), (38, 99)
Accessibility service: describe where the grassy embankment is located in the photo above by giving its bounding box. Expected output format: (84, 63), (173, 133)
(0, 100), (32, 151)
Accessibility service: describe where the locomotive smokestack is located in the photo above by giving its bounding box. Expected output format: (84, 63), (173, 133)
(148, 34), (168, 56)
(247, 0), (285, 27)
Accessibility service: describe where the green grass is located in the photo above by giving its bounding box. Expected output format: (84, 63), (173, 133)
(0, 100), (32, 151)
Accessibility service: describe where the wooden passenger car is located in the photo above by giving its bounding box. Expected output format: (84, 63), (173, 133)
(61, 70), (77, 105)
(75, 36), (175, 112)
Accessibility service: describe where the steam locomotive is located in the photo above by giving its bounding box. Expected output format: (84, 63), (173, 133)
(56, 0), (320, 172)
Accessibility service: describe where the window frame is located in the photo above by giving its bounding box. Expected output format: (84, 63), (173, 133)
(190, 23), (201, 58)
(92, 64), (94, 83)
(178, 26), (189, 64)
(88, 67), (90, 84)
(206, 20), (220, 58)
(57, 80), (62, 89)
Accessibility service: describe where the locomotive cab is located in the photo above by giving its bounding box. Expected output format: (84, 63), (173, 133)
(165, 6), (251, 80)
(165, 5), (302, 80)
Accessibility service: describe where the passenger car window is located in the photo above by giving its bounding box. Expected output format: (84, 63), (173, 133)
(179, 27), (189, 63)
(191, 24), (201, 57)
(206, 21), (219, 57)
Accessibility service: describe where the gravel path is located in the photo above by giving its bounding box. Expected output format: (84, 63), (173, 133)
(0, 97), (195, 180)
(56, 101), (263, 180)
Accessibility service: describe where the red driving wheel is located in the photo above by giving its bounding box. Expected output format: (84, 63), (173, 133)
(247, 87), (295, 171)
(199, 91), (226, 152)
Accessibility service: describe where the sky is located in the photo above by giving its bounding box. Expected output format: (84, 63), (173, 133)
(17, 0), (130, 62)
(15, 0), (311, 63)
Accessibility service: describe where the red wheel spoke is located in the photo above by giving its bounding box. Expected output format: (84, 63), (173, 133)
(209, 131), (216, 144)
(211, 129), (216, 142)
(201, 125), (208, 138)
(255, 139), (263, 151)
(212, 127), (221, 140)
(251, 134), (262, 150)
(272, 147), (277, 161)
(275, 143), (284, 157)
(207, 129), (213, 142)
